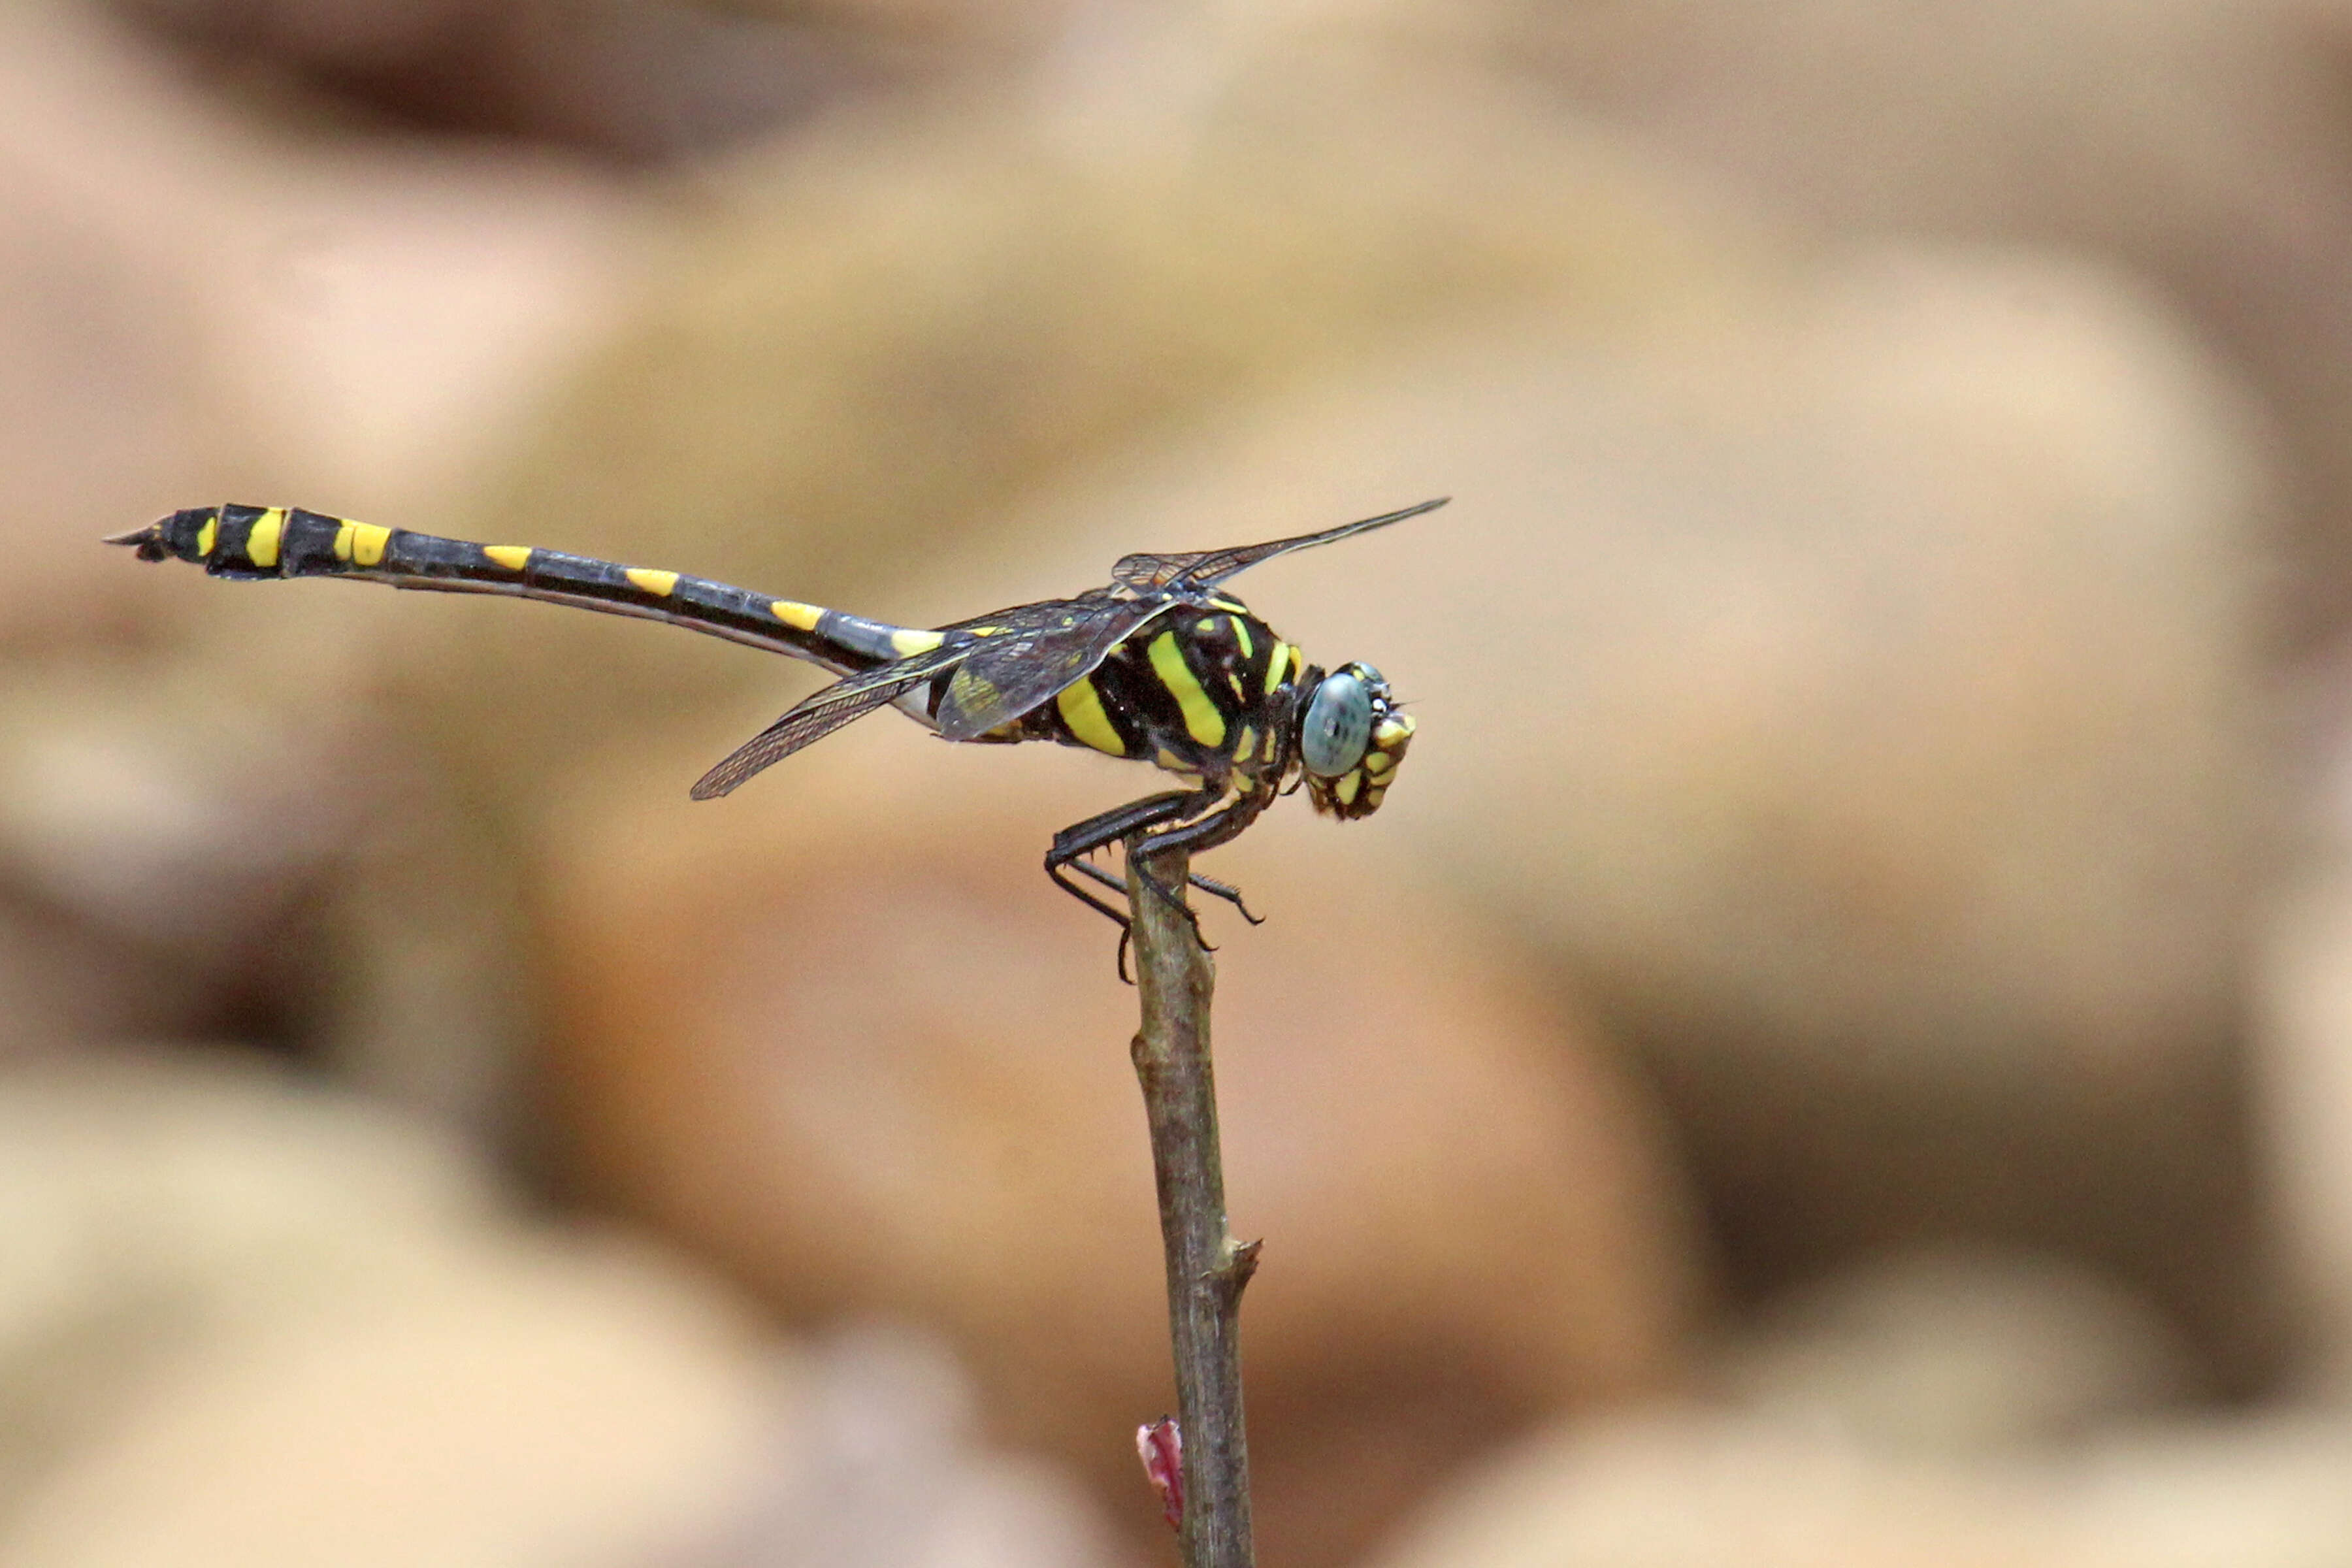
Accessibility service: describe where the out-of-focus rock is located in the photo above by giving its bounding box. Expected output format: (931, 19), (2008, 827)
(0, 1047), (1124, 1567)
(0, 638), (532, 1139)
(1360, 1405), (2352, 1568)
(0, 1047), (498, 1478)
(2254, 868), (2352, 1390)
(0, 60), (231, 653)
(2063, 1411), (2352, 1565)
(0, 669), (353, 1053)
(1362, 1411), (2053, 1568)
(0, 1047), (769, 1559)
(0, 1241), (777, 1568)
(535, 740), (1695, 1568)
(1721, 1247), (2198, 1456)
(1470, 0), (2352, 642)
(108, 0), (877, 163)
(0, 3), (638, 523)
(2252, 681), (2352, 1392)
(683, 1322), (1124, 1568)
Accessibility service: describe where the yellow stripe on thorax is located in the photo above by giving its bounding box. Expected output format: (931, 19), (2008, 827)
(1149, 630), (1226, 748)
(1055, 678), (1126, 756)
(246, 508), (285, 568)
(1263, 641), (1290, 693)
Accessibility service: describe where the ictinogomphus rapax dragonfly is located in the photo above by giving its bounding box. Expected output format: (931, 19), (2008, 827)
(110, 497), (1438, 973)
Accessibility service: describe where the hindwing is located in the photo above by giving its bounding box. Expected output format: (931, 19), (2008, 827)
(932, 596), (1166, 742)
(691, 638), (972, 798)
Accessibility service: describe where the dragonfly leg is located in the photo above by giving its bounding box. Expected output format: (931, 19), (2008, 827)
(1186, 870), (1265, 926)
(1048, 787), (1242, 977)
(1046, 860), (1136, 930)
(1132, 785), (1275, 871)
(1045, 789), (1207, 929)
(1124, 788), (1281, 955)
(1129, 854), (1213, 951)
(1062, 855), (1197, 951)
(1055, 859), (1146, 982)
(1065, 857), (1260, 924)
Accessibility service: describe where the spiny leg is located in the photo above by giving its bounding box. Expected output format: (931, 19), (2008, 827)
(1120, 790), (1279, 958)
(1059, 853), (1251, 983)
(1104, 853), (1211, 956)
(1128, 783), (1275, 881)
(1045, 789), (1212, 930)
(1186, 870), (1264, 926)
(1062, 856), (1263, 924)
(1047, 787), (1236, 981)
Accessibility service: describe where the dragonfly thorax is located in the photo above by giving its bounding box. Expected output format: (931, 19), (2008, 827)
(1024, 600), (1303, 787)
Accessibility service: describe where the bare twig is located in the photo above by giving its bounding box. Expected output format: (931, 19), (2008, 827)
(1126, 842), (1259, 1568)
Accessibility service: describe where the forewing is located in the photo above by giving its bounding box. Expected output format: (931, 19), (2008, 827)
(690, 642), (969, 799)
(1108, 497), (1446, 591)
(932, 596), (1164, 742)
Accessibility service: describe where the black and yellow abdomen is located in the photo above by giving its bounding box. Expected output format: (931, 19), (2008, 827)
(135, 503), (380, 579)
(117, 504), (946, 673)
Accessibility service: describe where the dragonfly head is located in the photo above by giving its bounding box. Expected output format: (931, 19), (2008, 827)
(1298, 661), (1412, 820)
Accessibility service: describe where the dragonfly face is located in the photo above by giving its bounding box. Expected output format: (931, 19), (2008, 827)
(1298, 662), (1413, 821)
(110, 497), (1443, 958)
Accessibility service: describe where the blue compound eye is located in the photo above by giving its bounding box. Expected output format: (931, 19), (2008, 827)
(1300, 668), (1373, 776)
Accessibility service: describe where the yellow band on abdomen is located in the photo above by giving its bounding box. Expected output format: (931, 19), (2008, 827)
(891, 629), (945, 656)
(246, 508), (284, 568)
(334, 521), (392, 566)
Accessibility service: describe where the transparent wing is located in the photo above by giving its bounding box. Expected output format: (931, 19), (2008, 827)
(1108, 497), (1445, 592)
(932, 596), (1166, 742)
(690, 640), (971, 799)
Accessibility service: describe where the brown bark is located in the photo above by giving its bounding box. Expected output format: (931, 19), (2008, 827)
(1126, 843), (1258, 1568)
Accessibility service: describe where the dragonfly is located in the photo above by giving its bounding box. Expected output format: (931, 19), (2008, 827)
(109, 497), (1437, 966)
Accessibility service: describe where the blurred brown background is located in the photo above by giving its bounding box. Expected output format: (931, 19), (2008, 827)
(9, 0), (2352, 1562)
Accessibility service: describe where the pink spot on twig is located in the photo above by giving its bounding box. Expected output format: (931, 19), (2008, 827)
(1137, 1416), (1183, 1530)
